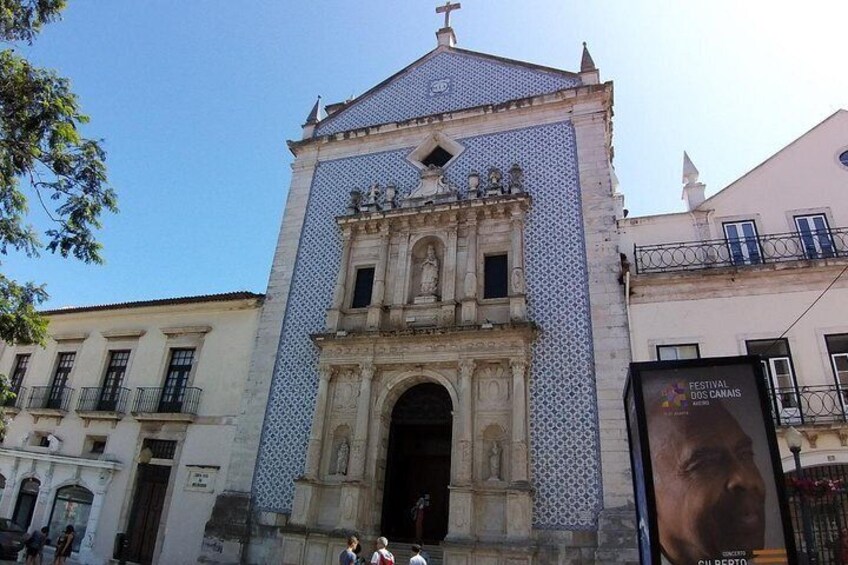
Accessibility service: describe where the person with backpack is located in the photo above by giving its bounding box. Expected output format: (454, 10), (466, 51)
(24, 526), (48, 565)
(369, 537), (394, 565)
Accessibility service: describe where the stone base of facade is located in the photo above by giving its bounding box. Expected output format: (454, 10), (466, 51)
(198, 490), (253, 564)
(205, 510), (636, 565)
(593, 507), (638, 565)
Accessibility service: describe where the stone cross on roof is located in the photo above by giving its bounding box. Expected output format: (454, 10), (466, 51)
(436, 1), (461, 29)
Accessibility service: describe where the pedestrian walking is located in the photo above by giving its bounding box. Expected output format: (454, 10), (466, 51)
(52, 525), (74, 565)
(409, 543), (427, 565)
(24, 526), (48, 565)
(339, 535), (358, 565)
(370, 536), (394, 565)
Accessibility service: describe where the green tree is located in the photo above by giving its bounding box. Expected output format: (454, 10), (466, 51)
(0, 1), (117, 405)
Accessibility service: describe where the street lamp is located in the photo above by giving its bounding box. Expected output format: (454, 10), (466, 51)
(786, 426), (818, 565)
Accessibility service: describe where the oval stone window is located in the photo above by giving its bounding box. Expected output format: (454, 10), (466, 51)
(840, 150), (848, 168)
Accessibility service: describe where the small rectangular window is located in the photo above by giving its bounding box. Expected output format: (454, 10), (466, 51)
(142, 438), (177, 460)
(656, 344), (700, 361)
(351, 267), (375, 309)
(90, 441), (106, 454)
(483, 254), (508, 299)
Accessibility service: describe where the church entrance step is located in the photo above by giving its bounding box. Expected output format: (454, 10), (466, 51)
(389, 543), (443, 565)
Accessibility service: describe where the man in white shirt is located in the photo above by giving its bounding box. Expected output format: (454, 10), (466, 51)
(370, 537), (394, 565)
(409, 544), (427, 565)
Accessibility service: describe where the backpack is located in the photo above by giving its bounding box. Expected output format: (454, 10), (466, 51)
(378, 550), (394, 565)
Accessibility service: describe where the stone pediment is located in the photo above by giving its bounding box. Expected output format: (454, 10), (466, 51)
(313, 47), (581, 137)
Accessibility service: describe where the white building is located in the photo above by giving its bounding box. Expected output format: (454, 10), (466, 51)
(621, 109), (848, 560)
(0, 292), (262, 564)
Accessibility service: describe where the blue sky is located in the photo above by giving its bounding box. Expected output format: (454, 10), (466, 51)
(6, 1), (847, 308)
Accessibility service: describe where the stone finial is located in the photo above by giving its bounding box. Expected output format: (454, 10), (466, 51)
(385, 183), (397, 209)
(682, 151), (699, 185)
(304, 95), (327, 125)
(435, 1), (461, 47)
(346, 189), (362, 215)
(580, 42), (596, 72)
(508, 163), (524, 194)
(467, 170), (480, 199)
(681, 151), (706, 211)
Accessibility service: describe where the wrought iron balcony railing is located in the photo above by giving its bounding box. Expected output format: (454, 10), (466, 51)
(132, 387), (202, 415)
(770, 385), (848, 426)
(27, 386), (74, 412)
(634, 227), (848, 274)
(3, 387), (26, 409)
(77, 387), (131, 414)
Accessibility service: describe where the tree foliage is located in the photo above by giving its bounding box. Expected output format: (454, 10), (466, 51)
(0, 0), (116, 346)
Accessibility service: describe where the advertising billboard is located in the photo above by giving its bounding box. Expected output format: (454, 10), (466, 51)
(624, 356), (797, 565)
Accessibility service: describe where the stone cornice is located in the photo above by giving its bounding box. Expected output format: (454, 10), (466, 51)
(0, 447), (123, 471)
(312, 321), (536, 350)
(287, 82), (613, 156)
(336, 193), (530, 232)
(630, 257), (848, 303)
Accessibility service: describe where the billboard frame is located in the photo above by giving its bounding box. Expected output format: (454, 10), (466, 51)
(624, 355), (798, 564)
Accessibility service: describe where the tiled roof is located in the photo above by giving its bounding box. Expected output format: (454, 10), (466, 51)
(40, 291), (264, 315)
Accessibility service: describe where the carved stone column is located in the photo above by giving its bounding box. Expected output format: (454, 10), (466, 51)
(327, 227), (354, 331)
(510, 359), (529, 484)
(509, 207), (527, 322)
(460, 214), (478, 325)
(441, 226), (458, 325)
(367, 226), (390, 330)
(30, 463), (54, 528)
(304, 365), (333, 479)
(456, 359), (475, 485)
(79, 470), (114, 564)
(389, 227), (411, 328)
(0, 458), (20, 517)
(349, 363), (374, 479)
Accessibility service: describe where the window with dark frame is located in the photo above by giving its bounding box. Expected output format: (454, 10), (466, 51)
(723, 220), (761, 265)
(100, 350), (130, 410)
(351, 266), (375, 309)
(90, 440), (106, 454)
(10, 354), (29, 392)
(47, 352), (75, 409)
(826, 334), (848, 401)
(483, 254), (509, 299)
(420, 146), (453, 168)
(656, 344), (700, 361)
(794, 214), (835, 259)
(745, 338), (798, 410)
(160, 349), (194, 412)
(142, 438), (177, 459)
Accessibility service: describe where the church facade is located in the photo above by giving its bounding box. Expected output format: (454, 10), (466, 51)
(203, 19), (635, 565)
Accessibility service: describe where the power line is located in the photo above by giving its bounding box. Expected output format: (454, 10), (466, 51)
(764, 261), (848, 355)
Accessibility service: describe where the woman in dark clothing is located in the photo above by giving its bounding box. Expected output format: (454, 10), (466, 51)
(53, 525), (74, 565)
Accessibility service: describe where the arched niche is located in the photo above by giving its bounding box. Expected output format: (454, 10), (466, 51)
(408, 236), (445, 304)
(327, 424), (351, 478)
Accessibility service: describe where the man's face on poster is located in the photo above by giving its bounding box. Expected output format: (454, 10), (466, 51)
(650, 405), (766, 564)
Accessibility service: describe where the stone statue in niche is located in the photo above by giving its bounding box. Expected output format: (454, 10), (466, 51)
(335, 438), (350, 475)
(419, 244), (440, 297)
(487, 440), (502, 481)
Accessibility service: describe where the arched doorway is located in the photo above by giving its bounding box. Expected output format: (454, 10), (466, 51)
(12, 478), (40, 529)
(381, 382), (452, 542)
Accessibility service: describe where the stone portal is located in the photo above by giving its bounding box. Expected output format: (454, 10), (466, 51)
(381, 383), (452, 542)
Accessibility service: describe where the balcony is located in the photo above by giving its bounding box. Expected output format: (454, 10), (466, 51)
(2, 387), (27, 415)
(770, 385), (848, 427)
(634, 227), (848, 274)
(27, 386), (74, 422)
(76, 387), (130, 426)
(131, 387), (202, 422)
